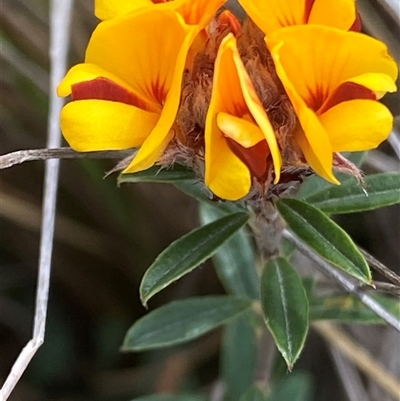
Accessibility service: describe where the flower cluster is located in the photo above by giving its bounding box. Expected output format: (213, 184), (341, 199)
(58, 0), (397, 201)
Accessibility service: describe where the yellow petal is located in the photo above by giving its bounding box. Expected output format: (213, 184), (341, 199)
(238, 0), (306, 34)
(308, 0), (356, 30)
(267, 41), (336, 182)
(86, 9), (198, 106)
(205, 133), (252, 201)
(60, 99), (159, 151)
(217, 112), (264, 148)
(319, 99), (393, 152)
(266, 26), (398, 113)
(123, 21), (199, 173)
(296, 128), (339, 184)
(95, 0), (155, 20)
(346, 73), (397, 99)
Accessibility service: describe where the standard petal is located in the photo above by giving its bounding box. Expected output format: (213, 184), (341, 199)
(266, 26), (398, 113)
(60, 99), (159, 151)
(86, 9), (198, 106)
(95, 0), (155, 20)
(238, 0), (306, 34)
(267, 41), (336, 182)
(319, 100), (393, 152)
(122, 24), (199, 173)
(308, 0), (356, 30)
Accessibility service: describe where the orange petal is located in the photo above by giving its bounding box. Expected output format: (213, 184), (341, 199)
(238, 0), (306, 34)
(60, 99), (159, 151)
(169, 0), (226, 27)
(267, 40), (336, 182)
(123, 21), (199, 173)
(308, 0), (356, 30)
(319, 99), (393, 152)
(86, 9), (198, 106)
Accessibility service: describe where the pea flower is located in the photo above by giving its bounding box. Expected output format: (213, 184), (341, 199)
(204, 33), (282, 200)
(265, 25), (397, 182)
(58, 1), (223, 173)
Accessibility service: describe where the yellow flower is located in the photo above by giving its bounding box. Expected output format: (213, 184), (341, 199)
(238, 0), (360, 33)
(265, 25), (398, 182)
(205, 33), (282, 201)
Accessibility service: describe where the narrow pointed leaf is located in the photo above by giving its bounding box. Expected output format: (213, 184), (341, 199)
(140, 212), (249, 304)
(261, 258), (309, 369)
(119, 164), (195, 184)
(122, 296), (252, 351)
(277, 199), (371, 283)
(239, 386), (267, 401)
(305, 172), (400, 214)
(199, 203), (259, 299)
(222, 315), (258, 401)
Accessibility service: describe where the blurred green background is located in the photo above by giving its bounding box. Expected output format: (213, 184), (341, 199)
(0, 1), (399, 400)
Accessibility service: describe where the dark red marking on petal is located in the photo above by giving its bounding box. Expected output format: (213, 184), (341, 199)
(349, 11), (362, 32)
(304, 0), (316, 22)
(319, 82), (376, 114)
(226, 137), (270, 179)
(71, 77), (150, 110)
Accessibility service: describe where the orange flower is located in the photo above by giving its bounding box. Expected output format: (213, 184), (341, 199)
(265, 25), (397, 181)
(238, 0), (360, 33)
(205, 33), (282, 201)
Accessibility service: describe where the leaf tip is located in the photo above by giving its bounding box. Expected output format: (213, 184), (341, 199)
(287, 362), (294, 372)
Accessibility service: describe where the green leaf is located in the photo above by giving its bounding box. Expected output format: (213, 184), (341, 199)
(118, 164), (195, 184)
(122, 296), (252, 351)
(131, 395), (206, 401)
(239, 385), (267, 401)
(297, 151), (367, 198)
(261, 258), (309, 369)
(268, 372), (313, 401)
(140, 212), (249, 304)
(305, 172), (400, 214)
(199, 203), (259, 299)
(221, 315), (258, 401)
(310, 294), (400, 324)
(277, 199), (371, 283)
